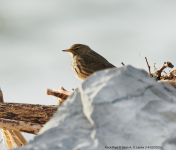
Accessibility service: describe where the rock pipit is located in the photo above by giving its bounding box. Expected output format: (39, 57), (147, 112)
(63, 44), (116, 80)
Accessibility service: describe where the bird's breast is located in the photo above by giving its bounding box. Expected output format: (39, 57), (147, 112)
(71, 55), (78, 69)
(71, 56), (79, 75)
(71, 55), (86, 80)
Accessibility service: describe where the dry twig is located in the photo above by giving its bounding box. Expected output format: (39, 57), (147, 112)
(121, 62), (125, 66)
(155, 62), (174, 79)
(46, 87), (72, 105)
(153, 63), (157, 72)
(145, 57), (151, 76)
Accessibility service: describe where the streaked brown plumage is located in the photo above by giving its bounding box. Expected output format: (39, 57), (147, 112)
(63, 44), (116, 80)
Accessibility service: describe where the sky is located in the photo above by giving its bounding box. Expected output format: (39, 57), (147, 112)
(0, 0), (176, 149)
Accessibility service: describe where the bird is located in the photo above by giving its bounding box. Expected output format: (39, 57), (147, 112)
(62, 44), (116, 80)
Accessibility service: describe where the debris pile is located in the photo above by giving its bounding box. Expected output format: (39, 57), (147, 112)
(145, 57), (176, 88)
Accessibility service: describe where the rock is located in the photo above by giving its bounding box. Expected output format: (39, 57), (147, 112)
(16, 66), (176, 150)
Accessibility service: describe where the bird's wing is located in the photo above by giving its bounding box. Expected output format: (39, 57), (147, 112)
(77, 53), (116, 73)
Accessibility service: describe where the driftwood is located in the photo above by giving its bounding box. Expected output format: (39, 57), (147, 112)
(12, 130), (27, 147)
(2, 129), (13, 149)
(153, 62), (175, 88)
(155, 62), (174, 78)
(6, 130), (26, 148)
(0, 103), (58, 124)
(0, 89), (27, 149)
(46, 87), (72, 105)
(145, 58), (176, 88)
(0, 118), (43, 134)
(0, 86), (71, 138)
(160, 68), (176, 80)
(158, 80), (176, 88)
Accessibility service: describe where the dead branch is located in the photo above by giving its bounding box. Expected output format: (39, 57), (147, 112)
(0, 103), (58, 124)
(7, 130), (23, 148)
(46, 87), (72, 105)
(12, 130), (27, 146)
(155, 62), (174, 78)
(0, 88), (3, 102)
(0, 89), (28, 149)
(46, 87), (72, 99)
(145, 57), (151, 76)
(121, 62), (125, 66)
(2, 129), (12, 149)
(161, 68), (176, 80)
(0, 118), (43, 134)
(169, 68), (176, 76)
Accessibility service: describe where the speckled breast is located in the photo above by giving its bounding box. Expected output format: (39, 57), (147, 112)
(71, 55), (86, 80)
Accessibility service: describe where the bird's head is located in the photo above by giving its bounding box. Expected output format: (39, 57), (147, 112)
(62, 44), (92, 56)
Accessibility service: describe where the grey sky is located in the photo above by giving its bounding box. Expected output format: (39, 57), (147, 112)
(0, 0), (176, 148)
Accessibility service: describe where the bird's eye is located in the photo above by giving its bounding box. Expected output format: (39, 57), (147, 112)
(75, 48), (79, 51)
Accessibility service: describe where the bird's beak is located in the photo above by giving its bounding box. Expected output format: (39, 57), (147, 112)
(62, 49), (73, 52)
